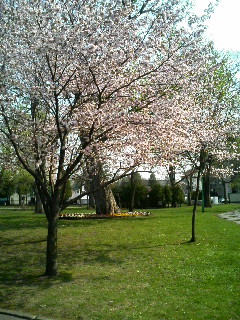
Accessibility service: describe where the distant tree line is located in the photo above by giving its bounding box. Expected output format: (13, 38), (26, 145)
(0, 169), (34, 206)
(112, 173), (185, 211)
(0, 168), (72, 209)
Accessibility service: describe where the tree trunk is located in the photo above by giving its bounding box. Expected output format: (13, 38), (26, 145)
(35, 184), (44, 213)
(19, 194), (22, 207)
(191, 171), (201, 242)
(222, 179), (228, 204)
(87, 159), (119, 215)
(186, 175), (193, 206)
(190, 148), (206, 242)
(129, 187), (136, 212)
(93, 186), (119, 215)
(88, 193), (95, 209)
(203, 171), (211, 207)
(169, 165), (176, 207)
(45, 212), (59, 276)
(20, 195), (25, 210)
(129, 171), (136, 212)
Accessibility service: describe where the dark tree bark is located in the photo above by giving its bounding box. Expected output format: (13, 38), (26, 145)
(34, 182), (44, 214)
(221, 179), (228, 204)
(93, 185), (119, 215)
(19, 194), (22, 207)
(45, 209), (59, 276)
(191, 169), (201, 242)
(35, 182), (61, 277)
(87, 159), (119, 215)
(203, 155), (212, 207)
(190, 148), (206, 243)
(88, 193), (95, 209)
(169, 165), (177, 207)
(185, 173), (193, 206)
(33, 178), (61, 276)
(129, 171), (137, 212)
(203, 171), (211, 207)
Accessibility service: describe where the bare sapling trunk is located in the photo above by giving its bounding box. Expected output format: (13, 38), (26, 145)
(187, 175), (193, 206)
(204, 158), (212, 207)
(190, 148), (206, 243)
(191, 170), (201, 242)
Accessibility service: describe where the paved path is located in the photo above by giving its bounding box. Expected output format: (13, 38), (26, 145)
(0, 315), (23, 320)
(219, 210), (240, 224)
(0, 309), (50, 320)
(0, 314), (33, 320)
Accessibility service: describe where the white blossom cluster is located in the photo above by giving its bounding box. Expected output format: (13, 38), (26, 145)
(0, 0), (239, 205)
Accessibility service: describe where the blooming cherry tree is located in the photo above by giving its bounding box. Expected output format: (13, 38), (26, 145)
(0, 0), (219, 275)
(167, 55), (240, 242)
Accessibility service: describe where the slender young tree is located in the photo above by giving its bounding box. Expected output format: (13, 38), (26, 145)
(190, 148), (207, 242)
(178, 54), (240, 241)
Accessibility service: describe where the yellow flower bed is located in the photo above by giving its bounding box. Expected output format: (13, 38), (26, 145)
(59, 211), (151, 219)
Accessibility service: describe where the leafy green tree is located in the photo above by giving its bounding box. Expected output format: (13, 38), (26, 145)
(14, 170), (34, 207)
(163, 185), (172, 208)
(231, 177), (240, 193)
(171, 185), (185, 207)
(148, 173), (157, 188)
(113, 174), (148, 210)
(134, 184), (148, 208)
(115, 180), (131, 208)
(149, 183), (164, 207)
(129, 172), (148, 211)
(0, 169), (15, 202)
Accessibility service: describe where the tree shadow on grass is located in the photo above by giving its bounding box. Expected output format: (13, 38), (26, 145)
(0, 252), (74, 308)
(82, 249), (123, 266)
(61, 238), (193, 271)
(84, 239), (192, 252)
(0, 272), (74, 313)
(1, 239), (47, 247)
(0, 236), (73, 294)
(0, 215), (47, 231)
(0, 235), (194, 310)
(0, 208), (193, 307)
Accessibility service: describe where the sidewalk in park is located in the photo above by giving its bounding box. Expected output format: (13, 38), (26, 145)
(0, 309), (53, 320)
(219, 210), (240, 224)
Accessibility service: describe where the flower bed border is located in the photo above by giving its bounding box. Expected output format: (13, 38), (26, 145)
(59, 211), (151, 220)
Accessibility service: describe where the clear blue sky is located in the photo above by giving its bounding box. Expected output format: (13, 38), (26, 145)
(194, 0), (240, 52)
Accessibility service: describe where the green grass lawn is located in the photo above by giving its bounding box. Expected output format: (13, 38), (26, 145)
(0, 204), (240, 320)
